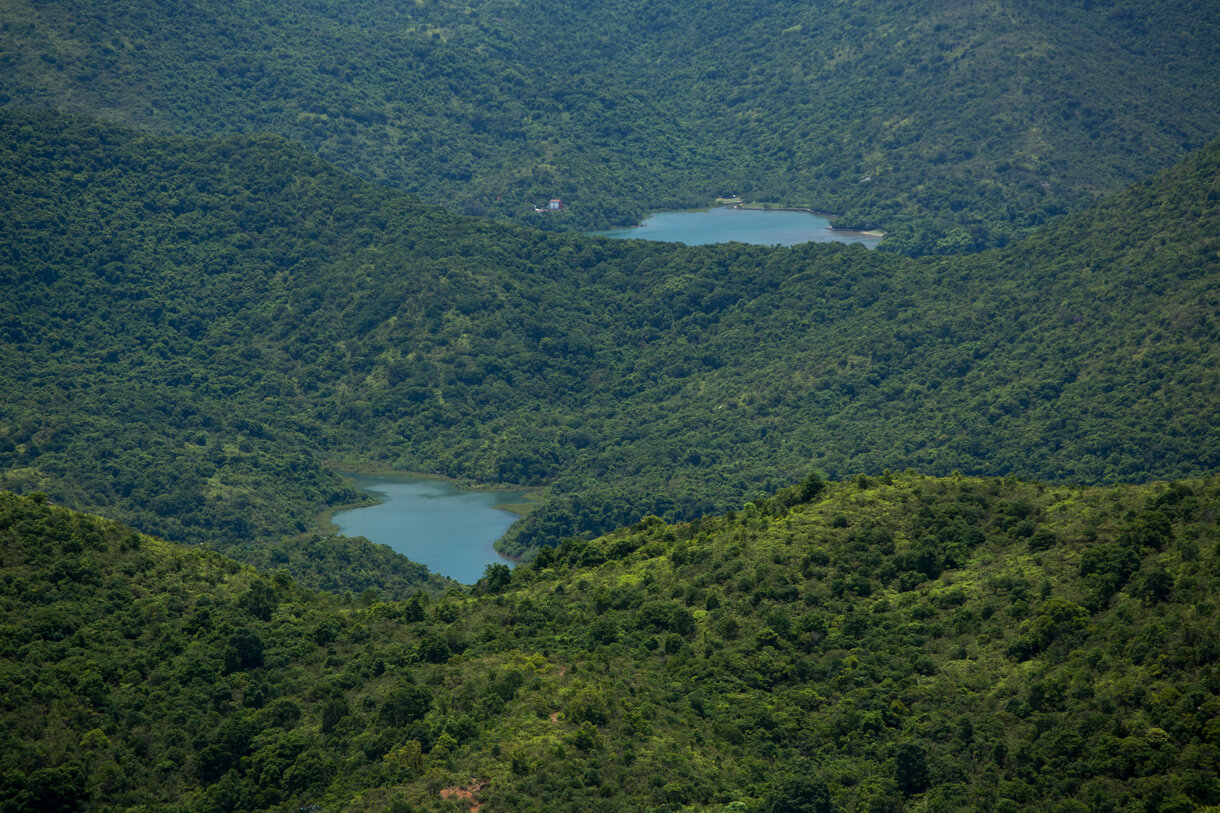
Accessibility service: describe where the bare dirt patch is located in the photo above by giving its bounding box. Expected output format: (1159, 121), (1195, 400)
(440, 779), (488, 812)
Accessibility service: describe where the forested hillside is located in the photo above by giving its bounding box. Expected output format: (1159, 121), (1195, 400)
(2, 109), (1218, 564)
(2, 0), (1217, 250)
(4, 0), (1220, 808)
(2, 473), (1217, 811)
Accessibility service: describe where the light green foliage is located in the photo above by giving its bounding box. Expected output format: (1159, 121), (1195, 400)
(2, 473), (1218, 810)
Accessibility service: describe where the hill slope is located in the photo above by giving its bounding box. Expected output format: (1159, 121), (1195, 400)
(2, 0), (1217, 250)
(2, 109), (1218, 561)
(2, 473), (1218, 810)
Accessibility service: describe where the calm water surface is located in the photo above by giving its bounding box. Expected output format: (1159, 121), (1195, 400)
(330, 474), (530, 584)
(590, 207), (881, 247)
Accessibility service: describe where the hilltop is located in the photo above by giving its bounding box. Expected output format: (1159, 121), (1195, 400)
(2, 472), (1217, 810)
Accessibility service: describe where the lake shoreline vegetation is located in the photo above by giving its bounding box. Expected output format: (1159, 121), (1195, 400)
(328, 465), (545, 519)
(2, 0), (1220, 808)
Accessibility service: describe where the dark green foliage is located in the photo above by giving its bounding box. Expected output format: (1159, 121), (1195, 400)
(380, 686), (432, 728)
(894, 742), (930, 795)
(2, 109), (1219, 572)
(798, 471), (826, 503)
(635, 602), (695, 636)
(416, 633), (451, 664)
(241, 535), (455, 600)
(2, 0), (1218, 250)
(0, 12), (1219, 805)
(479, 563), (513, 595)
(765, 768), (832, 813)
(1006, 598), (1089, 660)
(222, 629), (266, 672)
(1079, 540), (1143, 610)
(2, 764), (87, 813)
(238, 581), (277, 622)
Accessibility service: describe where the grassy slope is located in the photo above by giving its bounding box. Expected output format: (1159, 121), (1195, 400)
(2, 471), (1218, 810)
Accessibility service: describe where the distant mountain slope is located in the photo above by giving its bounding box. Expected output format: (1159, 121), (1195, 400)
(2, 109), (1218, 559)
(2, 472), (1218, 810)
(1, 0), (1217, 251)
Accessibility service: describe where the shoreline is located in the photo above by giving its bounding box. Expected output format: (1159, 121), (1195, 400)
(318, 464), (540, 573)
(600, 201), (885, 239)
(322, 460), (543, 515)
(828, 226), (886, 238)
(731, 202), (836, 218)
(732, 202), (885, 237)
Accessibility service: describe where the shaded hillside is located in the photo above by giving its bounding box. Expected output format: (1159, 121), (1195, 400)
(1, 0), (1217, 250)
(2, 473), (1218, 810)
(1, 109), (1218, 561)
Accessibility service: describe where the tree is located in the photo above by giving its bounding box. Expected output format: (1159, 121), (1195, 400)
(223, 628), (265, 672)
(765, 769), (832, 813)
(7, 764), (87, 813)
(480, 562), (512, 594)
(320, 697), (348, 734)
(380, 685), (432, 727)
(402, 593), (426, 622)
(239, 580), (277, 621)
(416, 632), (450, 663)
(798, 471), (826, 503)
(895, 742), (930, 795)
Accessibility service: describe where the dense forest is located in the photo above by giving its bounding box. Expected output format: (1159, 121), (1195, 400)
(2, 0), (1218, 251)
(3, 0), (1220, 808)
(2, 109), (1217, 565)
(2, 474), (1218, 811)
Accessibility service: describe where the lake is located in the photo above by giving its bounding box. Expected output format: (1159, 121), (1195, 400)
(589, 206), (882, 247)
(329, 474), (531, 585)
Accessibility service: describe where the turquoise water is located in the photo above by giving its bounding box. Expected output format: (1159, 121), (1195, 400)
(589, 207), (881, 247)
(330, 474), (531, 584)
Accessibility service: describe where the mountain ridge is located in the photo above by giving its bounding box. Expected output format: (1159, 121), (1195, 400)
(1, 470), (1217, 810)
(3, 0), (1217, 251)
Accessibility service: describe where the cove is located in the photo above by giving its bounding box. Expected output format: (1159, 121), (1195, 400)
(589, 206), (882, 247)
(329, 474), (531, 585)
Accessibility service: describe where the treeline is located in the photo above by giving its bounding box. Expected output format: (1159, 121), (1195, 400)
(2, 471), (1217, 810)
(2, 108), (1218, 565)
(1, 0), (1218, 250)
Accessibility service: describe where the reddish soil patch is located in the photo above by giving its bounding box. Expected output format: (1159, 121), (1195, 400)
(439, 779), (487, 812)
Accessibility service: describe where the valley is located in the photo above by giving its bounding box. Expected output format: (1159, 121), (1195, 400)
(1, 0), (1218, 810)
(2, 109), (1216, 567)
